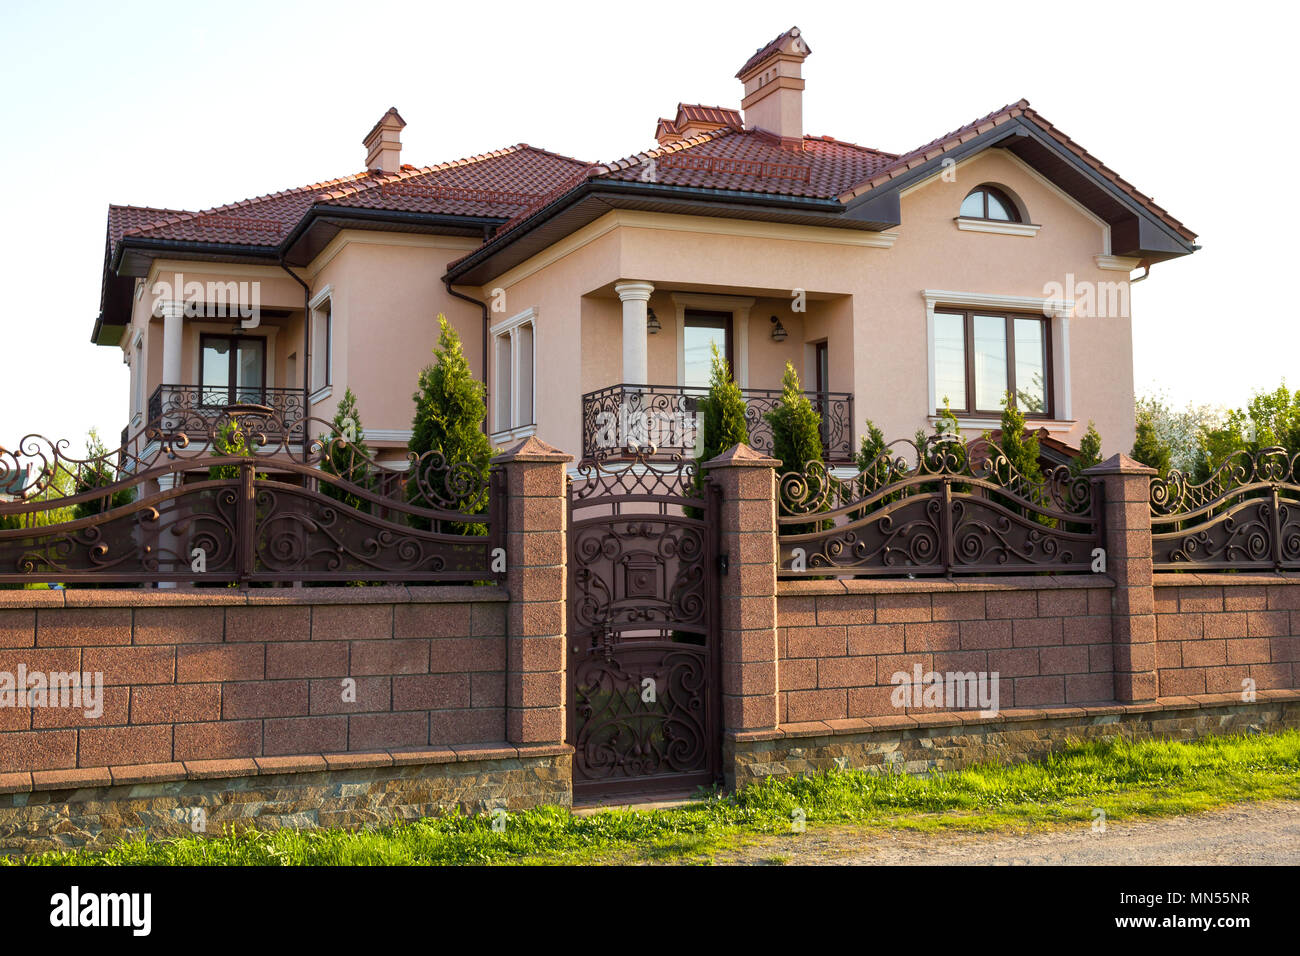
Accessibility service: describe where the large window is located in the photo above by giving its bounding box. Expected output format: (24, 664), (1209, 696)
(682, 310), (732, 388)
(199, 334), (266, 406)
(492, 310), (536, 436)
(933, 309), (1051, 417)
(310, 297), (331, 395)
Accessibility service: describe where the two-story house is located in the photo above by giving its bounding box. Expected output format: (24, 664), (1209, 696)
(93, 26), (1198, 483)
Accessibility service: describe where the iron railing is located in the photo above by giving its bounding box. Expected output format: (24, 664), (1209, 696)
(148, 384), (307, 444)
(775, 435), (1101, 577)
(1150, 447), (1300, 571)
(581, 383), (854, 464)
(0, 407), (502, 586)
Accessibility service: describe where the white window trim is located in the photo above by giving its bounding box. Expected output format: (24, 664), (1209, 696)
(491, 307), (537, 434)
(954, 217), (1042, 237)
(130, 329), (146, 426)
(670, 293), (755, 388)
(921, 289), (1075, 425)
(308, 284), (333, 398)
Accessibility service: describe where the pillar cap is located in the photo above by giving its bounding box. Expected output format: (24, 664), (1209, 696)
(703, 442), (780, 469)
(613, 280), (655, 301)
(491, 435), (573, 464)
(1082, 453), (1157, 477)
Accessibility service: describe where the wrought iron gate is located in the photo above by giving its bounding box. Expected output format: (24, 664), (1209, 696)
(567, 453), (722, 801)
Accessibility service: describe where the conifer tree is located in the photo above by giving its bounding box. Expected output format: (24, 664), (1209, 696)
(408, 315), (493, 532)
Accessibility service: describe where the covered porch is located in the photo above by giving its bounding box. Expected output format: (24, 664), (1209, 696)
(580, 283), (856, 464)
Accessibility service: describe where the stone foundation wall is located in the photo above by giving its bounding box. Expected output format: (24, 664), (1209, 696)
(0, 744), (571, 856)
(726, 692), (1300, 789)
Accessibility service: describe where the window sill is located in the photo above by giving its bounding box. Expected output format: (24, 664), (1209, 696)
(491, 423), (537, 445)
(309, 386), (332, 405)
(929, 415), (1076, 434)
(953, 217), (1042, 237)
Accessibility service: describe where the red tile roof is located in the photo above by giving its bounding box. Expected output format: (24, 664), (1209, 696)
(595, 126), (896, 200)
(107, 145), (590, 256)
(103, 97), (1196, 276)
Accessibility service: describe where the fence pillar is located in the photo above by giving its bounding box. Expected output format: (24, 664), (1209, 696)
(705, 443), (781, 734)
(492, 436), (573, 745)
(1084, 453), (1158, 702)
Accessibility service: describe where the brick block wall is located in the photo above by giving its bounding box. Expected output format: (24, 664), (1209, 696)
(1153, 576), (1300, 696)
(0, 586), (508, 774)
(776, 577), (1116, 723)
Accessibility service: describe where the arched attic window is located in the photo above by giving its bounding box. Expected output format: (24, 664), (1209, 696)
(960, 185), (1023, 222)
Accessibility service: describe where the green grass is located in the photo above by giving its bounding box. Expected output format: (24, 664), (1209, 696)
(12, 730), (1300, 866)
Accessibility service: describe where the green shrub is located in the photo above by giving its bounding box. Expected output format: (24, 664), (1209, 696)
(408, 315), (493, 533)
(320, 387), (373, 511)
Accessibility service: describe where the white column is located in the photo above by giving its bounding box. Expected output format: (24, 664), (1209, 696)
(161, 300), (184, 385)
(614, 281), (654, 385)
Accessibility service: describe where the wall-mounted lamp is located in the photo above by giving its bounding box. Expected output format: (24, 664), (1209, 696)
(769, 315), (788, 342)
(647, 307), (661, 334)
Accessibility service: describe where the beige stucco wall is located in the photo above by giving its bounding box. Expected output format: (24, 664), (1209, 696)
(469, 146), (1137, 458)
(116, 146), (1142, 463)
(305, 233), (482, 447)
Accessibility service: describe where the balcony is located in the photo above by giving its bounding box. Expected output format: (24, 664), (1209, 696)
(146, 384), (308, 444)
(582, 383), (854, 464)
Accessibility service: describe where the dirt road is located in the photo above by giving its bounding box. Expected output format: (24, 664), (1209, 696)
(720, 800), (1300, 865)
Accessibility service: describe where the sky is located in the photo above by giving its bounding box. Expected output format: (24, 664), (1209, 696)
(1, 0), (1295, 453)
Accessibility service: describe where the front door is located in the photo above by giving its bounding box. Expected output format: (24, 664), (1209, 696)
(567, 454), (722, 801)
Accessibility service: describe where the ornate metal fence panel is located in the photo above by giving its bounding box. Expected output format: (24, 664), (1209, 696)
(0, 407), (502, 585)
(776, 436), (1101, 578)
(148, 384), (307, 444)
(581, 383), (854, 464)
(567, 453), (722, 800)
(1149, 447), (1300, 571)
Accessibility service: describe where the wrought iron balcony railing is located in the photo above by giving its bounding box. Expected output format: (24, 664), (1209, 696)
(146, 384), (308, 443)
(581, 383), (855, 464)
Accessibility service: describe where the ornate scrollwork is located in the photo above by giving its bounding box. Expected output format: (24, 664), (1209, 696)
(776, 433), (1099, 577)
(0, 408), (501, 584)
(1150, 447), (1300, 571)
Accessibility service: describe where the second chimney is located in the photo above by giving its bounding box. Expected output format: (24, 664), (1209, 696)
(363, 107), (406, 175)
(736, 27), (810, 145)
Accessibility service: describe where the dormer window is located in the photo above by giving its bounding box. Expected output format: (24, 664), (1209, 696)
(960, 185), (1022, 222)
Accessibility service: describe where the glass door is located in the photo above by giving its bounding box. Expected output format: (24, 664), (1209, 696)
(683, 310), (733, 388)
(200, 334), (266, 407)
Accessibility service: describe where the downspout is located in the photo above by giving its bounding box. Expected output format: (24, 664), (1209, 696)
(444, 277), (492, 437)
(278, 257), (312, 403)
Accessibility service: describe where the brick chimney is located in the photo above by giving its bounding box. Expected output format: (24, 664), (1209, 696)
(363, 107), (406, 175)
(736, 27), (810, 145)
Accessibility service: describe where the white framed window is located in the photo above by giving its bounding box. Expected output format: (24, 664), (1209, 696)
(491, 308), (537, 441)
(308, 286), (333, 402)
(921, 289), (1075, 431)
(131, 331), (145, 425)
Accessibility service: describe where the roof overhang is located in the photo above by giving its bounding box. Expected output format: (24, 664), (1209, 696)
(444, 180), (867, 286)
(843, 116), (1198, 262)
(93, 207), (508, 345)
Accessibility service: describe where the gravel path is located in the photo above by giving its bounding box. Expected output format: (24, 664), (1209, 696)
(719, 800), (1300, 865)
